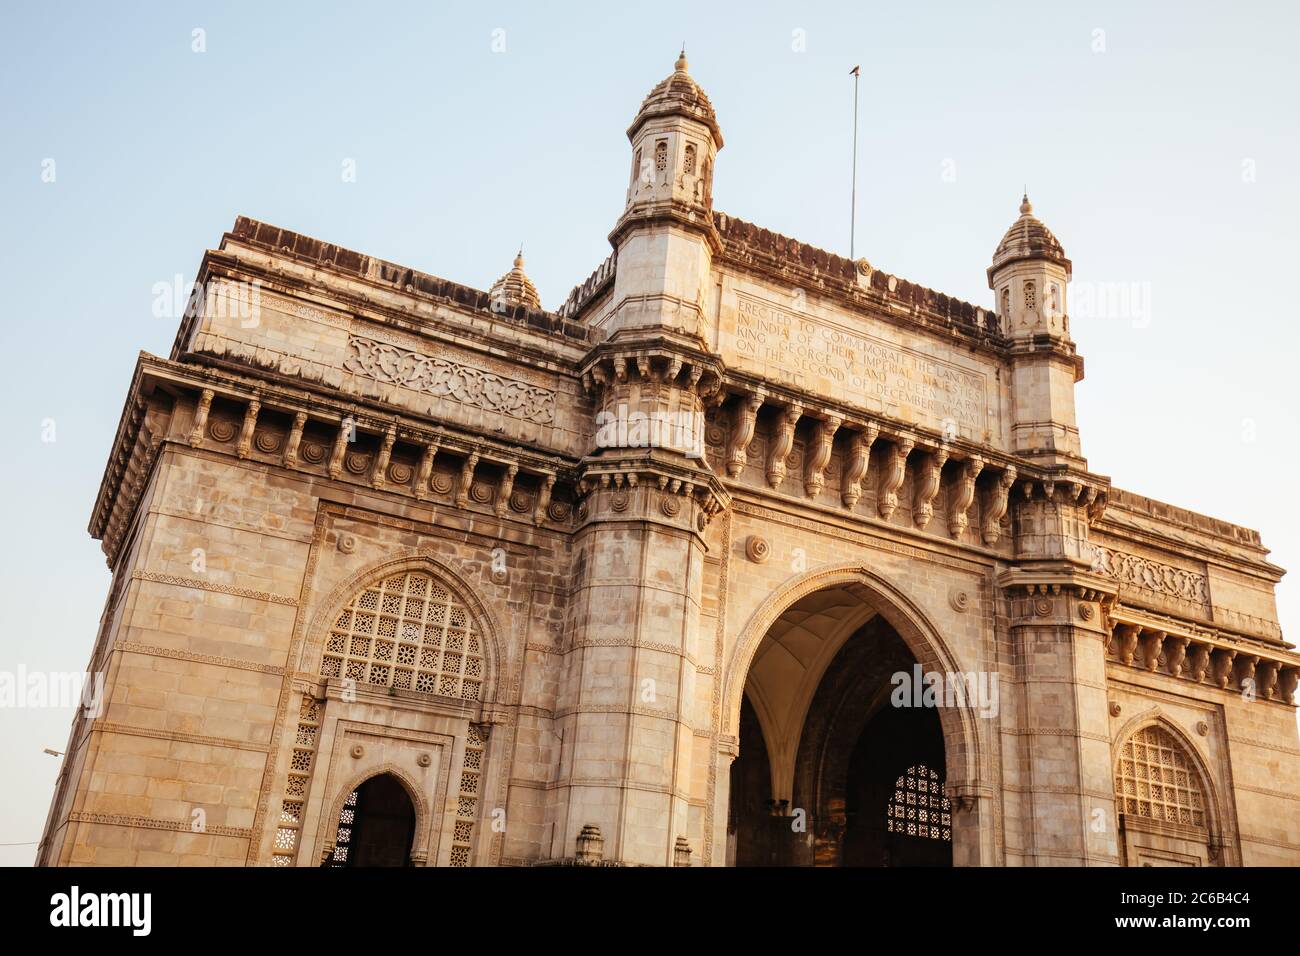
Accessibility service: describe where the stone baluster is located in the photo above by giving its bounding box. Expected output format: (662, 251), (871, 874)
(804, 415), (841, 498)
(1142, 630), (1166, 672)
(877, 434), (914, 519)
(1116, 623), (1141, 666)
(841, 423), (878, 509)
(1187, 643), (1211, 682)
(1212, 648), (1237, 689)
(913, 445), (949, 529)
(327, 418), (352, 480)
(982, 466), (1016, 545)
(283, 411), (307, 469)
(414, 442), (439, 501)
(948, 456), (984, 537)
(189, 388), (214, 448)
(235, 398), (260, 460)
(372, 426), (396, 490)
(1165, 637), (1189, 678)
(496, 463), (518, 518)
(456, 451), (480, 509)
(766, 404), (802, 489)
(726, 393), (763, 478)
(534, 473), (556, 526)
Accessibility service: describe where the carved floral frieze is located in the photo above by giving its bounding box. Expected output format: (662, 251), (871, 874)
(343, 335), (556, 424)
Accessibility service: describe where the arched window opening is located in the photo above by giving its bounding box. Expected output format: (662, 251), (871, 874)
(631, 148), (641, 186)
(886, 763), (951, 842)
(1024, 280), (1036, 311)
(1001, 286), (1010, 318)
(654, 140), (668, 173)
(684, 143), (697, 176)
(1115, 726), (1205, 827)
(320, 570), (484, 701)
(326, 774), (416, 868)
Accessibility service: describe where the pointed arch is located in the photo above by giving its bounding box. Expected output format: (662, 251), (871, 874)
(304, 552), (504, 707)
(1110, 712), (1224, 844)
(321, 765), (426, 866)
(723, 562), (984, 795)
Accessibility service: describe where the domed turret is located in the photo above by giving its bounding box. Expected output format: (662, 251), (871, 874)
(627, 49), (723, 148)
(990, 194), (1071, 275)
(988, 193), (1085, 466)
(987, 193), (1071, 340)
(488, 249), (541, 311)
(622, 50), (722, 215)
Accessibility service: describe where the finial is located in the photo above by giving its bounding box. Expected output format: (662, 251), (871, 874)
(514, 246), (524, 269)
(675, 45), (688, 73)
(1019, 190), (1032, 216)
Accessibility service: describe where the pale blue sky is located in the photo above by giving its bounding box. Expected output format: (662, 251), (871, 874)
(2, 1), (1297, 865)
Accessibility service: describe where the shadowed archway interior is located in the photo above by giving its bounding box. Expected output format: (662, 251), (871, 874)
(327, 773), (417, 868)
(729, 587), (952, 867)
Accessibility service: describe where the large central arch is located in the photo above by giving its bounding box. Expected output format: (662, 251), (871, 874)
(721, 563), (989, 865)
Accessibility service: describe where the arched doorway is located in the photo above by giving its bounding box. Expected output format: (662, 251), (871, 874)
(326, 773), (417, 867)
(727, 574), (971, 867)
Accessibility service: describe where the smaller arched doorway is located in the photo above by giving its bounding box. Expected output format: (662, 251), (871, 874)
(326, 773), (417, 867)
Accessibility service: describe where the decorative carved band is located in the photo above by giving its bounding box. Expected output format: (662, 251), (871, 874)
(343, 335), (556, 424)
(131, 570), (299, 606)
(1092, 547), (1209, 604)
(67, 810), (252, 840)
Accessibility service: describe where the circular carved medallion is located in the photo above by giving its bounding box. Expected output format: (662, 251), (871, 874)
(350, 744), (364, 759)
(949, 589), (970, 613)
(344, 451), (370, 475)
(705, 424), (727, 447)
(431, 472), (454, 495)
(547, 500), (571, 522)
(1078, 603), (1095, 621)
(509, 490), (531, 513)
(301, 441), (326, 464)
(745, 535), (771, 564)
(611, 491), (630, 513)
(254, 430), (281, 454)
(417, 752), (432, 768)
(387, 462), (413, 485)
(661, 497), (681, 518)
(207, 419), (236, 442)
(470, 482), (492, 504)
(1033, 598), (1053, 617)
(337, 533), (356, 554)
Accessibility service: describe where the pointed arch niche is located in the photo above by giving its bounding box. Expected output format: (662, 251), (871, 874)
(1112, 717), (1227, 867)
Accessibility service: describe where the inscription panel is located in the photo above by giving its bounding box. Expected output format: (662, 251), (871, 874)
(723, 291), (1000, 444)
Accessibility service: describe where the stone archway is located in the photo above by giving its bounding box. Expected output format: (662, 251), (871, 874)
(324, 771), (419, 867)
(721, 564), (988, 866)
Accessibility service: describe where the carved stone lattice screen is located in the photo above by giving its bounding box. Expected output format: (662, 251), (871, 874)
(327, 789), (360, 867)
(886, 764), (952, 841)
(320, 571), (484, 701)
(1115, 725), (1206, 826)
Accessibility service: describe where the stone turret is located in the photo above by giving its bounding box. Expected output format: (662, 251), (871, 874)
(604, 50), (724, 347)
(988, 194), (1084, 467)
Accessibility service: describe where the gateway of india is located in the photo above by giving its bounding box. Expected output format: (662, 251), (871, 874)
(40, 53), (1299, 867)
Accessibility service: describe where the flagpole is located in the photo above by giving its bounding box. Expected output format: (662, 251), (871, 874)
(850, 65), (860, 260)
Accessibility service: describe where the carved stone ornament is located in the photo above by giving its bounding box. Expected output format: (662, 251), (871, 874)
(350, 744), (365, 759)
(745, 535), (771, 564)
(337, 533), (357, 554)
(949, 589), (970, 613)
